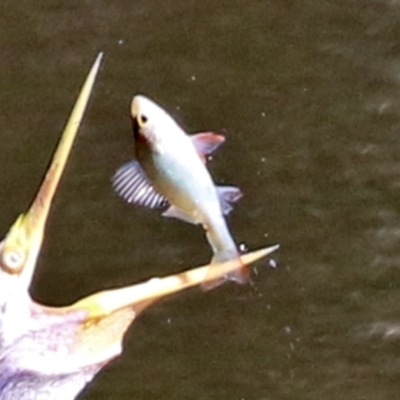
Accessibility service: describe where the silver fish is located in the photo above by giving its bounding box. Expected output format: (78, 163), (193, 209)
(113, 95), (247, 287)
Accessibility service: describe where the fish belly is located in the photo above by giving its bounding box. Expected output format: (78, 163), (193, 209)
(146, 148), (217, 222)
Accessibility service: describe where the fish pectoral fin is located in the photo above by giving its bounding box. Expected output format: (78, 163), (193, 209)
(217, 186), (243, 215)
(191, 132), (226, 160)
(162, 206), (198, 224)
(112, 160), (169, 208)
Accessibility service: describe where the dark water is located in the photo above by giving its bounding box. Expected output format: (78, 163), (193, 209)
(2, 0), (400, 398)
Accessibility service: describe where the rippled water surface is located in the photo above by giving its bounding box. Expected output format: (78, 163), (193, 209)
(2, 1), (400, 399)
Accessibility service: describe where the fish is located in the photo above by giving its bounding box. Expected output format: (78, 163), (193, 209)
(112, 94), (247, 288)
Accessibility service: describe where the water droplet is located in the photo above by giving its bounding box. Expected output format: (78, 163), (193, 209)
(269, 259), (278, 268)
(239, 243), (248, 252)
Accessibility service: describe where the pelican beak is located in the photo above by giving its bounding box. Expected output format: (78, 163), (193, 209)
(71, 244), (280, 319)
(44, 244), (279, 370)
(0, 53), (103, 299)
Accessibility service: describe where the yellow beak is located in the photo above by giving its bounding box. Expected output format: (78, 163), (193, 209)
(0, 52), (103, 292)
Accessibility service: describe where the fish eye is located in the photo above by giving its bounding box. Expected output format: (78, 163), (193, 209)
(138, 114), (148, 126)
(1, 248), (25, 274)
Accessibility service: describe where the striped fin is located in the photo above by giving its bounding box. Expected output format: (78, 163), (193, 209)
(112, 160), (168, 208)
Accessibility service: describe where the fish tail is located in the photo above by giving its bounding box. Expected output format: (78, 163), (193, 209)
(201, 249), (249, 290)
(213, 249), (250, 285)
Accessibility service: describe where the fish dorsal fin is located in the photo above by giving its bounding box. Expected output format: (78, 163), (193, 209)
(191, 132), (225, 160)
(112, 160), (169, 208)
(216, 186), (243, 215)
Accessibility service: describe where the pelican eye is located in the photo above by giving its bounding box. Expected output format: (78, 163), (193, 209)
(138, 114), (148, 126)
(1, 248), (25, 273)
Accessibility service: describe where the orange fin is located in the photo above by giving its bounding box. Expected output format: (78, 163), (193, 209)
(191, 132), (225, 161)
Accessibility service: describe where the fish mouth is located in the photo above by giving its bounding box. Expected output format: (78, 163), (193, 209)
(132, 116), (150, 144)
(132, 117), (140, 140)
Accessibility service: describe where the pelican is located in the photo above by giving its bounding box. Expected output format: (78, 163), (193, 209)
(0, 54), (279, 400)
